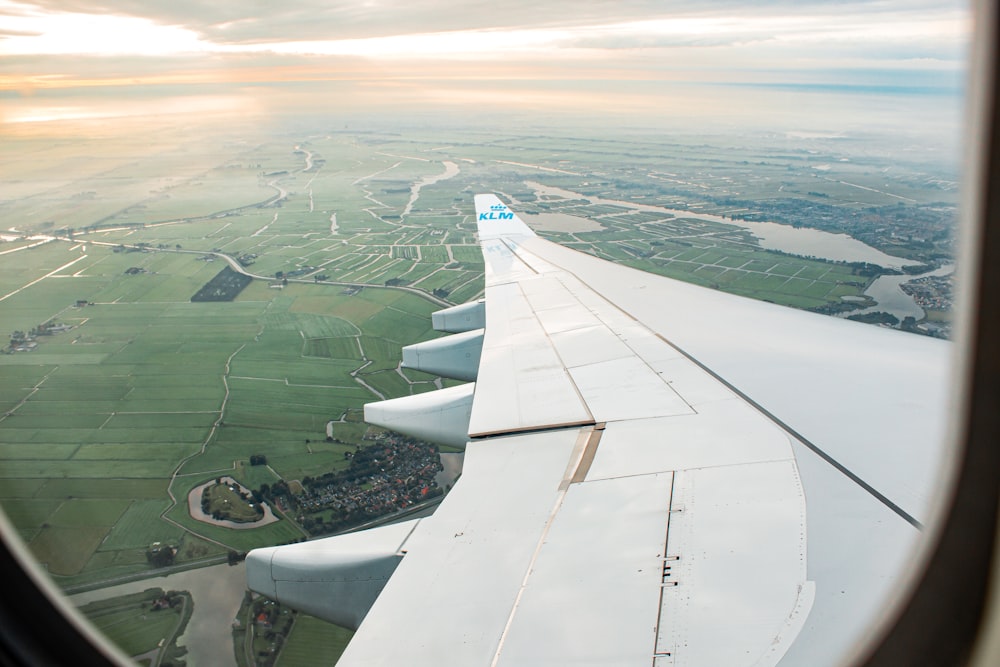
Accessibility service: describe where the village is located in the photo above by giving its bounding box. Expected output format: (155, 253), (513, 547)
(256, 434), (444, 537)
(6, 317), (77, 352)
(901, 273), (954, 313)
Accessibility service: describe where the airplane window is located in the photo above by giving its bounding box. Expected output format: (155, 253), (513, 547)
(0, 1), (986, 666)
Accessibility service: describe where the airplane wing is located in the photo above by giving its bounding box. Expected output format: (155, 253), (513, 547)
(246, 195), (950, 666)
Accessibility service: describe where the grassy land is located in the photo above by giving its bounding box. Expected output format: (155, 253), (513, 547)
(203, 482), (263, 522)
(77, 588), (191, 665)
(277, 614), (354, 667)
(0, 240), (443, 584)
(232, 591), (353, 667)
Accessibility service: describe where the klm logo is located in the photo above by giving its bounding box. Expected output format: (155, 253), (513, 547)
(479, 205), (513, 221)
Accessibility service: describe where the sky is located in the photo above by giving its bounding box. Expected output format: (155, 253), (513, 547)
(0, 0), (971, 135)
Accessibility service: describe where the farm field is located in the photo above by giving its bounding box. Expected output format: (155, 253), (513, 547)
(77, 588), (191, 665)
(276, 613), (354, 667)
(0, 246), (446, 585)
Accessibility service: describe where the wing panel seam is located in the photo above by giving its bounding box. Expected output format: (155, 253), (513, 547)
(649, 330), (924, 529)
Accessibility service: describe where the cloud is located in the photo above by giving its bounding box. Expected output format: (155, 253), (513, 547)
(18, 1), (668, 43)
(0, 0), (969, 133)
(0, 0), (966, 76)
(0, 27), (39, 37)
(15, 0), (966, 45)
(0, 1), (965, 47)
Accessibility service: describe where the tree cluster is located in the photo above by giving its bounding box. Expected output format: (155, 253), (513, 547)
(146, 543), (176, 568)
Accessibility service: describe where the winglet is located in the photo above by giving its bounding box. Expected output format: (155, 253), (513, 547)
(474, 194), (536, 240)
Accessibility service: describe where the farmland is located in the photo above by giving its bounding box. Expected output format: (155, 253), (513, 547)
(77, 588), (192, 665)
(0, 241), (446, 585)
(275, 613), (354, 667)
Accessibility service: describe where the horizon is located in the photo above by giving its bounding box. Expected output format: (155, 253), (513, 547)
(0, 0), (970, 157)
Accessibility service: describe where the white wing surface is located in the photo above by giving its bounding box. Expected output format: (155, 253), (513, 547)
(246, 194), (950, 666)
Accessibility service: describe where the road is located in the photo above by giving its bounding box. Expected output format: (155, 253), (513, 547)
(0, 253), (89, 303)
(76, 238), (453, 308)
(209, 247), (453, 307)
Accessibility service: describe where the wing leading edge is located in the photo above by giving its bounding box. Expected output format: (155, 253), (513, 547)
(246, 195), (948, 666)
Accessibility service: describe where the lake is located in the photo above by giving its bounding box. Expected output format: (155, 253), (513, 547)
(524, 181), (914, 269)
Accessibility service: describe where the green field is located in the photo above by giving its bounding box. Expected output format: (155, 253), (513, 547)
(0, 235), (445, 584)
(203, 482), (262, 522)
(78, 588), (191, 664)
(277, 614), (354, 667)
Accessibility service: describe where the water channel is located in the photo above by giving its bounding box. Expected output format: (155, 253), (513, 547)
(525, 181), (913, 268)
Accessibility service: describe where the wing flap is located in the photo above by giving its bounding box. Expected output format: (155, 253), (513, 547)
(657, 461), (813, 667)
(494, 471), (675, 666)
(335, 428), (811, 667)
(337, 429), (584, 666)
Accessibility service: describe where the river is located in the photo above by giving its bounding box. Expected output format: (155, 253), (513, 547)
(71, 563), (247, 667)
(522, 181), (951, 318)
(524, 181), (914, 269)
(403, 161), (460, 216)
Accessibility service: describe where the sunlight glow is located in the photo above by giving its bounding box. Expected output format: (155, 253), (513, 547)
(223, 28), (572, 58)
(0, 1), (207, 56)
(219, 14), (967, 60)
(2, 95), (256, 124)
